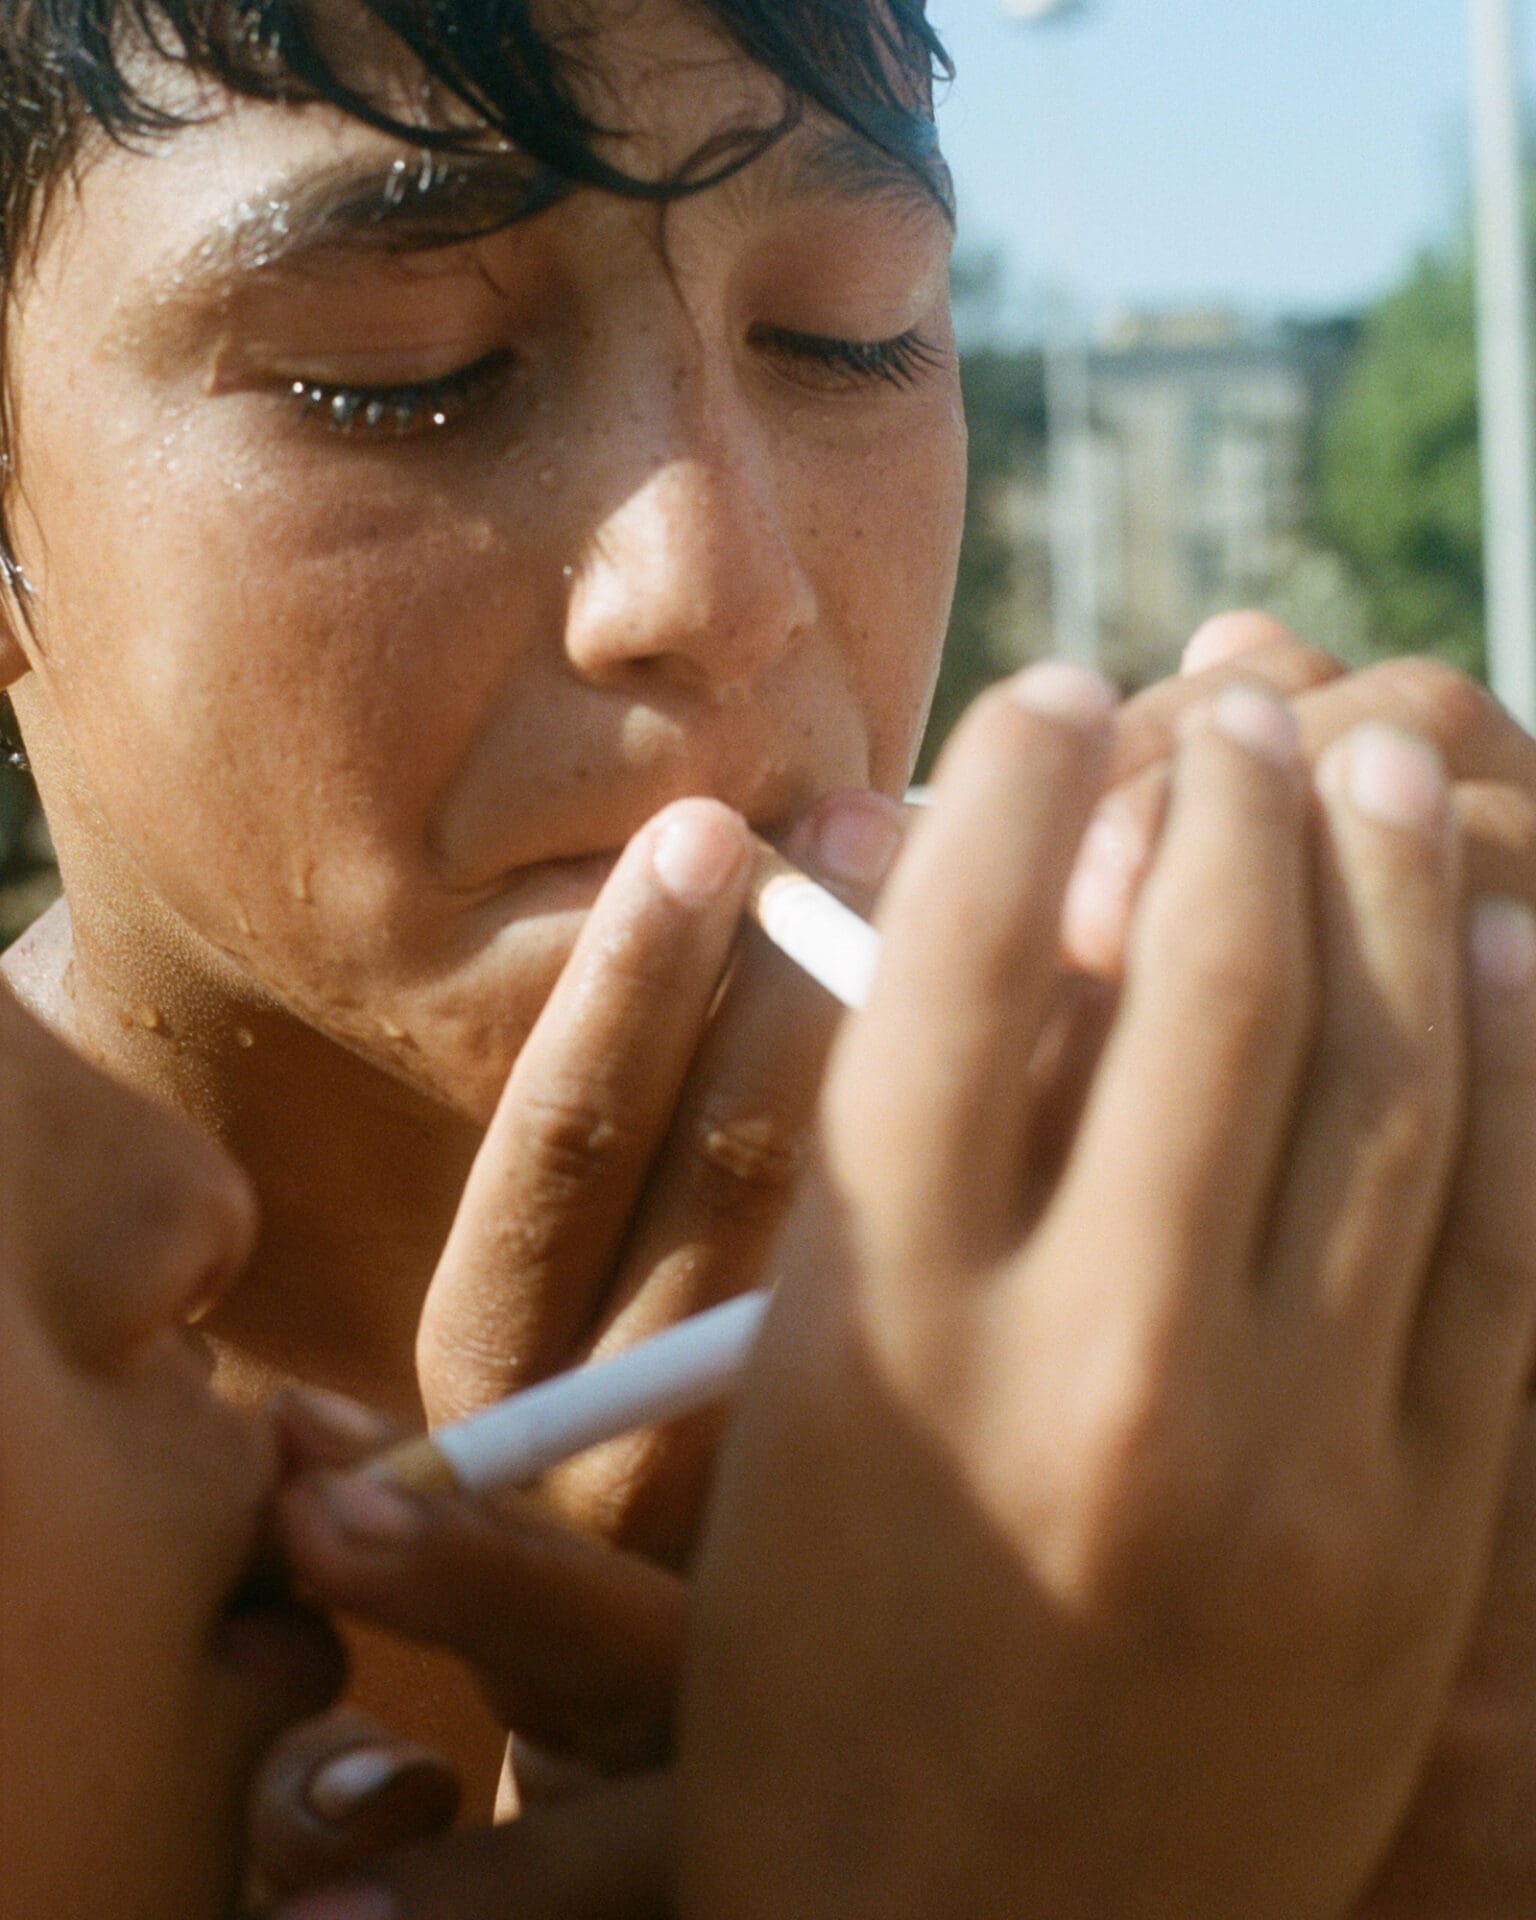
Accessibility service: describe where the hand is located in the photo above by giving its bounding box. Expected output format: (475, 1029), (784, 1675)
(1063, 613), (1536, 976)
(1351, 1402), (1536, 1919)
(414, 789), (903, 1564)
(680, 664), (1536, 1920)
(248, 1388), (683, 1918)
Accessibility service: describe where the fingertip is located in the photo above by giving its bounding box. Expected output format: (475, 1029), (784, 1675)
(648, 799), (751, 909)
(1004, 658), (1118, 725)
(788, 789), (905, 896)
(1180, 610), (1302, 676)
(272, 1387), (401, 1471)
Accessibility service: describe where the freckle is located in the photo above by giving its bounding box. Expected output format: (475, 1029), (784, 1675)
(234, 1026), (255, 1050)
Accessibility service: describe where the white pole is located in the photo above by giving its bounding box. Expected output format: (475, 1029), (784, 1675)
(1043, 295), (1101, 667)
(1468, 0), (1536, 728)
(1006, 0), (1100, 667)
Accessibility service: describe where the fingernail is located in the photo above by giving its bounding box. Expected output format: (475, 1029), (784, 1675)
(651, 803), (747, 907)
(1006, 659), (1117, 723)
(307, 1746), (410, 1824)
(312, 1470), (421, 1549)
(808, 793), (904, 889)
(1340, 724), (1448, 830)
(271, 1884), (396, 1920)
(1197, 683), (1300, 767)
(1471, 898), (1536, 993)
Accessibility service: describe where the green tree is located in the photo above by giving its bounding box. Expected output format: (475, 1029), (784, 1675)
(1317, 177), (1534, 678)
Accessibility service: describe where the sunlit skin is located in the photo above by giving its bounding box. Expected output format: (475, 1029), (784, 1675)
(0, 986), (346, 1920)
(0, 6), (963, 1425)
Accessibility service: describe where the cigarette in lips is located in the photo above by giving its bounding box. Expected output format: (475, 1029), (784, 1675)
(744, 832), (881, 1012)
(369, 841), (880, 1497)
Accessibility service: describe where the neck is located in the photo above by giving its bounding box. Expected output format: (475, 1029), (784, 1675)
(5, 895), (480, 1425)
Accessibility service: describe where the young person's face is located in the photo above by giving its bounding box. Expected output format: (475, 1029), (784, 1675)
(3, 0), (965, 1117)
(0, 989), (345, 1918)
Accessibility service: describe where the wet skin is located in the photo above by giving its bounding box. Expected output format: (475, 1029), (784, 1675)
(0, 4), (963, 1427)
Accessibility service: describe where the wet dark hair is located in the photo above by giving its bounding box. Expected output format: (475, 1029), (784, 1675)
(0, 0), (951, 598)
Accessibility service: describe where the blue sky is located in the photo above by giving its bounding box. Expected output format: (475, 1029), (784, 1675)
(929, 0), (1536, 336)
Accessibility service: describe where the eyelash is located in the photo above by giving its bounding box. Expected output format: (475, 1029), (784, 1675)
(289, 352), (511, 438)
(288, 327), (943, 439)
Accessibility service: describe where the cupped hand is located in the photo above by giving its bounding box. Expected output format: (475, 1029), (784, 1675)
(680, 662), (1536, 1920)
(414, 788), (903, 1565)
(245, 1386), (684, 1918)
(1063, 613), (1536, 975)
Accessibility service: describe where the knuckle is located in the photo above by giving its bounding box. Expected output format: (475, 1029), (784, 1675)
(1378, 655), (1499, 757)
(516, 1085), (633, 1188)
(684, 1101), (806, 1217)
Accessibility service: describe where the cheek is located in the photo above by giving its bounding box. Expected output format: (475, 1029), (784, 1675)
(25, 415), (541, 910)
(807, 393), (966, 786)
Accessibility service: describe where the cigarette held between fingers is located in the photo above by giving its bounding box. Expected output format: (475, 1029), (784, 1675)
(367, 845), (877, 1498)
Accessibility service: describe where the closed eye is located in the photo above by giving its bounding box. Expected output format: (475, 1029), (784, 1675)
(286, 350), (515, 438)
(750, 324), (946, 392)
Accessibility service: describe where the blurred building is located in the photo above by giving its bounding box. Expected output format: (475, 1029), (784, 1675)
(987, 309), (1358, 685)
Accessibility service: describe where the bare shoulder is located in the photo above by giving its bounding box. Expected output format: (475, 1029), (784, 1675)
(2, 896), (74, 1026)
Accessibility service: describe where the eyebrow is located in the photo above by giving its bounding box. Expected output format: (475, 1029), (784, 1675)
(168, 147), (570, 295)
(158, 121), (953, 312)
(774, 126), (956, 227)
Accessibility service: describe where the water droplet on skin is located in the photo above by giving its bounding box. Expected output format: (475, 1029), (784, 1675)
(379, 1018), (407, 1042)
(137, 1006), (165, 1033)
(538, 466), (558, 490)
(291, 867), (313, 904)
(235, 905), (254, 937)
(562, 564), (574, 579)
(234, 1026), (256, 1050)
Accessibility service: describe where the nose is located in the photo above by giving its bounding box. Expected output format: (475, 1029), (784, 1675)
(563, 411), (818, 698)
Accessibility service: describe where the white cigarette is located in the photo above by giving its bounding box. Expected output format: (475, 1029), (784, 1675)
(371, 848), (874, 1496)
(746, 836), (881, 1010)
(371, 1290), (771, 1495)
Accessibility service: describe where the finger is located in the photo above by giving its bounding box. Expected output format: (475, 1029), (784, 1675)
(250, 1709), (459, 1900)
(1453, 776), (1536, 905)
(272, 1387), (406, 1476)
(417, 799), (753, 1425)
(1063, 633), (1339, 979)
(267, 1771), (673, 1920)
(827, 660), (1116, 1271)
(281, 1469), (686, 1771)
(1060, 760), (1168, 979)
(1264, 726), (1462, 1400)
(1180, 610), (1321, 677)
(1291, 656), (1536, 793)
(1108, 624), (1340, 789)
(1405, 898), (1536, 1453)
(542, 789), (905, 1562)
(1063, 683), (1313, 1291)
